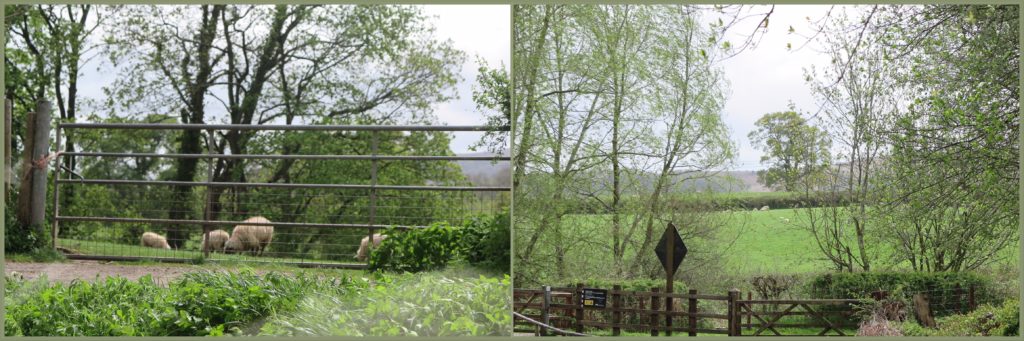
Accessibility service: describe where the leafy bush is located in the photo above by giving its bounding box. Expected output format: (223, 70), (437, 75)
(809, 272), (995, 317)
(900, 299), (1019, 336)
(369, 222), (464, 272)
(260, 273), (511, 336)
(4, 269), (360, 336)
(4, 190), (50, 254)
(459, 213), (510, 273)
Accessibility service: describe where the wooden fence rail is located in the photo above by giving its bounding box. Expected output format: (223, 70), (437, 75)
(513, 285), (864, 337)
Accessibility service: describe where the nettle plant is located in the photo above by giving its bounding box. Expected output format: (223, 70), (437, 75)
(369, 222), (465, 273)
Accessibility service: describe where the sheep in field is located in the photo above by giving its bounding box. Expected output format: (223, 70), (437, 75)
(355, 233), (387, 261)
(201, 229), (231, 252)
(141, 232), (172, 249)
(224, 216), (274, 256)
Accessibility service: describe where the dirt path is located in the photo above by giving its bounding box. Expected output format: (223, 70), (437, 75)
(5, 260), (232, 284)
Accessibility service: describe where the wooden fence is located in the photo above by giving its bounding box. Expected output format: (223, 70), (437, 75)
(514, 285), (862, 337)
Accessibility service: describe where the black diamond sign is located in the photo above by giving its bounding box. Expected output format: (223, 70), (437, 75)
(655, 223), (687, 274)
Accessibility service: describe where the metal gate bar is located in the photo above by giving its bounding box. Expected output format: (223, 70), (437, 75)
(53, 123), (510, 268)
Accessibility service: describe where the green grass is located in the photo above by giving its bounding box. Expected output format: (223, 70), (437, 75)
(57, 238), (359, 266)
(524, 206), (1019, 283)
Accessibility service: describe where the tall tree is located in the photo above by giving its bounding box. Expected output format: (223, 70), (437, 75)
(748, 110), (831, 193)
(106, 5), (226, 248)
(802, 8), (900, 272)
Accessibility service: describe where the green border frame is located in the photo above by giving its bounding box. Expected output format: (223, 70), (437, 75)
(1, 1), (1021, 340)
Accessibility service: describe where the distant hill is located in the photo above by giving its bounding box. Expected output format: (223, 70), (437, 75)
(455, 152), (510, 187)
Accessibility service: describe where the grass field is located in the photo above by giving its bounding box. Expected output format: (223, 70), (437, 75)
(525, 205), (1019, 283)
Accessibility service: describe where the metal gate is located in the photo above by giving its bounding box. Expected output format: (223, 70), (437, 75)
(52, 123), (510, 268)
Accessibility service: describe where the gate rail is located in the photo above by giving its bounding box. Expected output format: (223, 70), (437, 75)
(53, 123), (510, 268)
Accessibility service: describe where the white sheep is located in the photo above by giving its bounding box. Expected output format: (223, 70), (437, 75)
(224, 216), (274, 256)
(201, 229), (231, 252)
(141, 232), (172, 250)
(355, 233), (387, 261)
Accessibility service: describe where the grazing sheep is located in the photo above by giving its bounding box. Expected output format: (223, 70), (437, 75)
(760, 205), (770, 211)
(141, 232), (172, 250)
(201, 229), (231, 252)
(355, 233), (387, 261)
(224, 216), (274, 256)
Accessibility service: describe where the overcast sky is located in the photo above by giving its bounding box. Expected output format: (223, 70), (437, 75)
(72, 5), (510, 154)
(714, 5), (840, 171)
(72, 5), (847, 163)
(421, 5), (510, 154)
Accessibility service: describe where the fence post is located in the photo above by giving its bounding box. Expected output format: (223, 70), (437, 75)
(16, 111), (35, 226)
(684, 288), (692, 333)
(51, 112), (61, 250)
(728, 289), (740, 336)
(31, 100), (50, 228)
(612, 284), (622, 336)
(366, 130), (378, 263)
(4, 99), (11, 191)
(575, 283), (584, 334)
(542, 286), (551, 336)
(650, 287), (660, 336)
(202, 129), (216, 258)
(968, 285), (976, 311)
(746, 292), (752, 331)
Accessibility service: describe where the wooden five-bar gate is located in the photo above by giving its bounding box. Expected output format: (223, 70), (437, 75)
(514, 285), (862, 336)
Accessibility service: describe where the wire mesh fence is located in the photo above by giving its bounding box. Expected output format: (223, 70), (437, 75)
(52, 123), (510, 268)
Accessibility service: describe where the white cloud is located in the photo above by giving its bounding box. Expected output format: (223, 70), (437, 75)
(715, 5), (837, 170)
(421, 5), (510, 153)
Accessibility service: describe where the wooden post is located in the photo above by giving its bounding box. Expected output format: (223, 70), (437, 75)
(4, 99), (11, 190)
(16, 112), (35, 225)
(747, 292), (752, 330)
(954, 285), (963, 314)
(687, 289), (698, 336)
(541, 286), (551, 336)
(650, 287), (660, 336)
(574, 283), (585, 334)
(612, 284), (622, 336)
(728, 289), (740, 336)
(30, 100), (50, 229)
(968, 285), (976, 311)
(665, 228), (675, 337)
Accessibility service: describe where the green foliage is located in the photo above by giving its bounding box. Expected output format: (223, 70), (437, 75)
(3, 269), (359, 336)
(809, 272), (996, 317)
(747, 111), (831, 192)
(470, 59), (510, 154)
(260, 273), (511, 336)
(459, 213), (510, 273)
(900, 299), (1019, 336)
(4, 191), (50, 254)
(369, 222), (464, 273)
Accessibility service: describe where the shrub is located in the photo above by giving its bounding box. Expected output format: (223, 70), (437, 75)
(3, 269), (361, 336)
(369, 222), (464, 272)
(459, 213), (510, 273)
(809, 272), (995, 317)
(900, 299), (1019, 336)
(4, 190), (50, 254)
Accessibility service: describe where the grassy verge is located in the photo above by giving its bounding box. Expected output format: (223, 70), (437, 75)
(4, 265), (510, 336)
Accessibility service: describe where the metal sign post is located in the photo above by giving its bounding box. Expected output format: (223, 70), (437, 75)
(655, 222), (687, 336)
